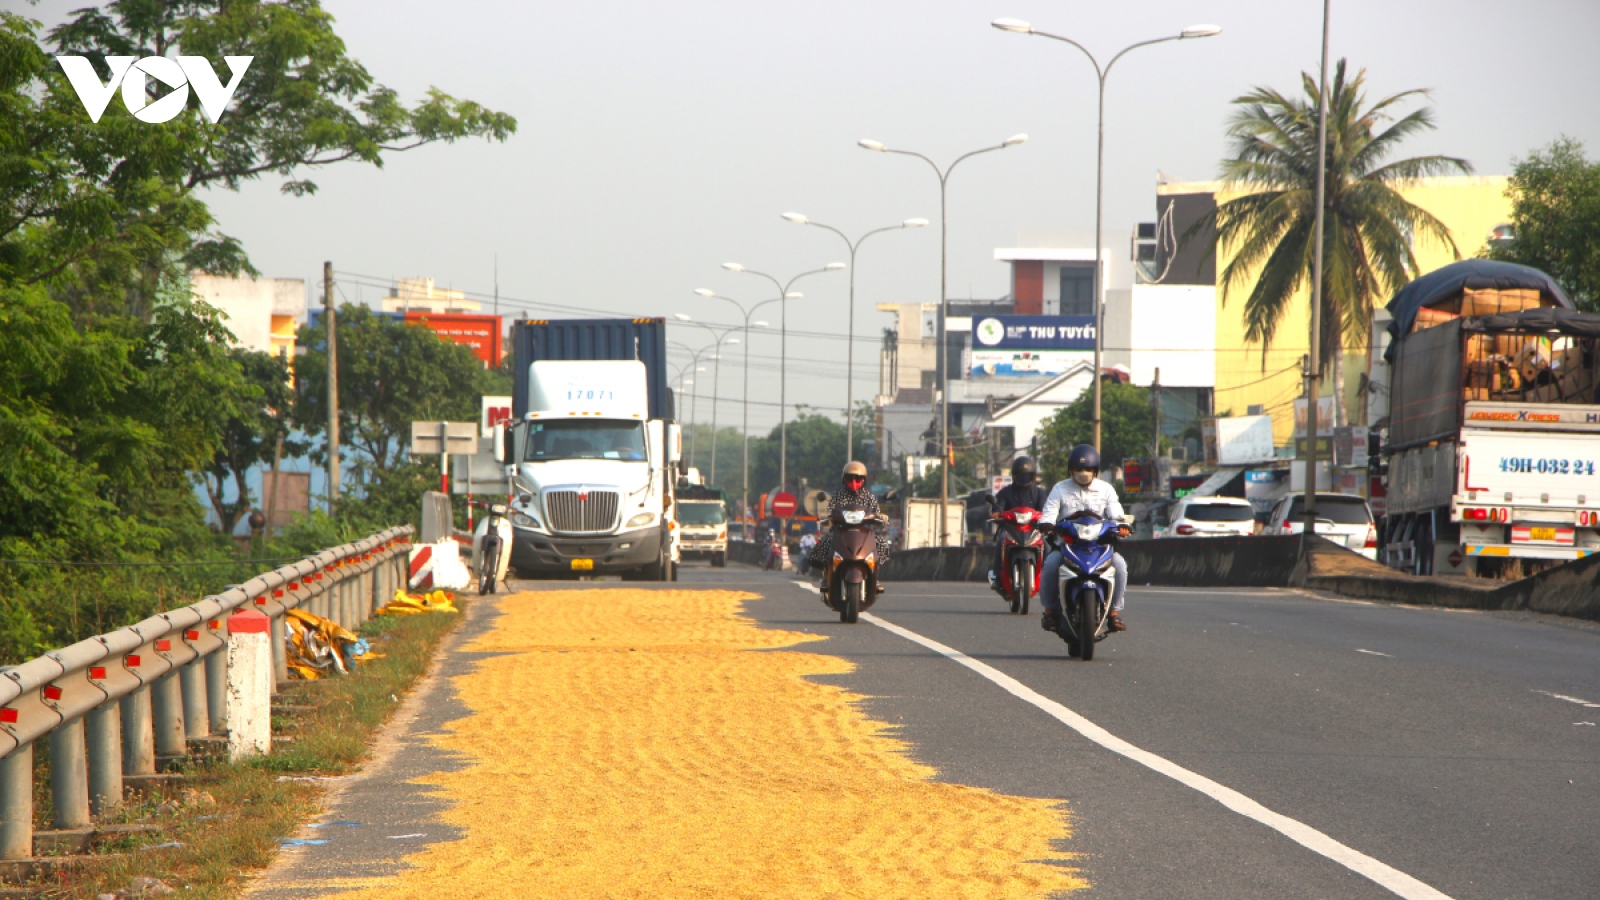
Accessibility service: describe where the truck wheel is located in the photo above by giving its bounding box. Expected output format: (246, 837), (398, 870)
(714, 551), (727, 568)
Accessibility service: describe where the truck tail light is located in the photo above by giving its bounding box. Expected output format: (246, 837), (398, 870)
(1464, 508), (1487, 521)
(1175, 524), (1196, 535)
(1365, 524), (1377, 549)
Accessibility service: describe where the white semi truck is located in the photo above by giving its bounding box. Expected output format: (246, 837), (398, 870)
(499, 319), (680, 581)
(1379, 261), (1600, 575)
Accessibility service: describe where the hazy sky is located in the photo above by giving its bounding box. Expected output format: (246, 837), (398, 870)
(32, 0), (1600, 433)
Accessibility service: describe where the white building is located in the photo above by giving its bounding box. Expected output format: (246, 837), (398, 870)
(379, 277), (480, 314)
(190, 273), (307, 357)
(981, 362), (1097, 451)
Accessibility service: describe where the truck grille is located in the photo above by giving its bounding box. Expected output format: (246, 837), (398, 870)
(543, 489), (620, 534)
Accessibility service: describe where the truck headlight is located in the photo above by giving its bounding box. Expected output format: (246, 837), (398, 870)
(511, 511), (541, 530)
(626, 512), (656, 529)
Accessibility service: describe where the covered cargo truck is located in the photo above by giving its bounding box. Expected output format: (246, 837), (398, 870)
(498, 319), (681, 580)
(1379, 260), (1600, 574)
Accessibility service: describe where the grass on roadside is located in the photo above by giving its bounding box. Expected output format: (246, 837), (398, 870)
(34, 603), (465, 900)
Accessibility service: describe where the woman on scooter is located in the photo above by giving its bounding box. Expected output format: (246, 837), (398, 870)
(807, 461), (892, 593)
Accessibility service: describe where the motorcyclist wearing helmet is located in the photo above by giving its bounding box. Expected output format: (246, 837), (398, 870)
(988, 455), (1049, 594)
(1039, 444), (1129, 633)
(808, 461), (892, 594)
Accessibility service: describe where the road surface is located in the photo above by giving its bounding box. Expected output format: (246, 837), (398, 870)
(248, 564), (1600, 899)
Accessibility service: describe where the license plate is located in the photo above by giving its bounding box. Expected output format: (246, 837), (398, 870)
(1529, 527), (1556, 541)
(571, 558), (594, 571)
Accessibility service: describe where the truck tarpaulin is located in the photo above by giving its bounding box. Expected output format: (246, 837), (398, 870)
(1388, 317), (1465, 448)
(1384, 259), (1571, 358)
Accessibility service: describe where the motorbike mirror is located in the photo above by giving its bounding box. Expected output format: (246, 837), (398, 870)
(492, 424), (507, 463)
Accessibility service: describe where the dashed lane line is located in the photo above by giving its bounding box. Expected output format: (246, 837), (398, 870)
(793, 582), (1457, 900)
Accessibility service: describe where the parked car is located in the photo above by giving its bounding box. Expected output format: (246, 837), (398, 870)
(1162, 496), (1257, 538)
(1266, 493), (1377, 559)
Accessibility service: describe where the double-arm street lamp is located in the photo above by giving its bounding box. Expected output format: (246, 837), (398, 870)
(992, 17), (1221, 452)
(667, 339), (720, 462)
(858, 134), (1027, 546)
(720, 262), (845, 498)
(781, 213), (928, 465)
(672, 314), (742, 481)
(691, 289), (773, 522)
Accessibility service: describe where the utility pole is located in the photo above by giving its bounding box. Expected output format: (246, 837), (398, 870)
(1302, 0), (1331, 544)
(324, 261), (340, 517)
(1151, 367), (1162, 494)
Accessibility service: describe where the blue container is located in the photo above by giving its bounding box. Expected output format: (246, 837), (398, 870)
(511, 318), (673, 421)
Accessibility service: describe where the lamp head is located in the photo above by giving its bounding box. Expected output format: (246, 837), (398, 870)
(903, 218), (929, 228)
(785, 292), (803, 299)
(726, 337), (740, 344)
(858, 139), (886, 152)
(991, 18), (1033, 33)
(674, 313), (692, 321)
(1003, 133), (1029, 147)
(1181, 24), (1222, 38)
(694, 288), (715, 297)
(782, 212), (808, 224)
(753, 320), (770, 328)
(722, 262), (745, 272)
(824, 262), (847, 271)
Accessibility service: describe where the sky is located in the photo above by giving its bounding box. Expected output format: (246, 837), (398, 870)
(30, 0), (1600, 434)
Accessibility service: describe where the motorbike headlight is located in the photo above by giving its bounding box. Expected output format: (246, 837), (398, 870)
(843, 510), (866, 525)
(627, 512), (656, 529)
(511, 511), (541, 530)
(1075, 522), (1101, 542)
(1014, 510), (1035, 523)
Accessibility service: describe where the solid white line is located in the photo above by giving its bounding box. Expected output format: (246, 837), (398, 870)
(1533, 689), (1600, 708)
(1355, 648), (1395, 658)
(850, 606), (1456, 900)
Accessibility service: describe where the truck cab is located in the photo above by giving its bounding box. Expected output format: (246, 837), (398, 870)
(502, 360), (676, 580)
(675, 482), (729, 567)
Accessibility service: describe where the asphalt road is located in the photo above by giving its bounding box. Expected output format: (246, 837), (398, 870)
(681, 563), (1600, 900)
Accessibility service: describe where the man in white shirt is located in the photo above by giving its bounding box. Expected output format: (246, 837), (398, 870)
(1040, 444), (1129, 633)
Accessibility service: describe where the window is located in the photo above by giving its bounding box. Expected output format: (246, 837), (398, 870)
(524, 420), (647, 461)
(677, 502), (726, 525)
(1181, 503), (1254, 522)
(1286, 496), (1372, 525)
(1059, 264), (1095, 316)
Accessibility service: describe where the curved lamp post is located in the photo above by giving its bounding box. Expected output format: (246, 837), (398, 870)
(692, 289), (774, 522)
(720, 263), (845, 499)
(672, 314), (742, 482)
(992, 17), (1221, 453)
(781, 213), (927, 465)
(667, 339), (719, 464)
(858, 135), (1027, 546)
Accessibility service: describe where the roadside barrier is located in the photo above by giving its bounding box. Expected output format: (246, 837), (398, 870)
(0, 526), (413, 861)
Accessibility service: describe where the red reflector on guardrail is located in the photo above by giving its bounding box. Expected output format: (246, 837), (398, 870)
(44, 686), (62, 701)
(155, 640), (170, 651)
(0, 709), (17, 723)
(274, 589), (284, 598)
(90, 667), (106, 680)
(185, 630), (199, 641)
(125, 655), (140, 667)
(255, 596), (267, 605)
(208, 620), (220, 630)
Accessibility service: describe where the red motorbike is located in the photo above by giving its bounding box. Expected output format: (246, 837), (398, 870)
(992, 506), (1046, 615)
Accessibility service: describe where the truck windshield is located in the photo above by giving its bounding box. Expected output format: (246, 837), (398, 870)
(677, 502), (726, 525)
(524, 420), (647, 462)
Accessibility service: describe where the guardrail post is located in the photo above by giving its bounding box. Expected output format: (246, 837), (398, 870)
(120, 687), (155, 776)
(180, 659), (208, 739)
(270, 613), (288, 688)
(151, 671), (186, 761)
(226, 610), (272, 760)
(0, 745), (33, 860)
(205, 648), (228, 734)
(49, 716), (91, 829)
(85, 703), (123, 815)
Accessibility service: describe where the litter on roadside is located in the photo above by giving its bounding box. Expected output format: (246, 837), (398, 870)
(279, 838), (330, 847)
(378, 589), (459, 616)
(285, 608), (381, 679)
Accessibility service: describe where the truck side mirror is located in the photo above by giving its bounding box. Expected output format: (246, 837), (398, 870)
(493, 424), (507, 463)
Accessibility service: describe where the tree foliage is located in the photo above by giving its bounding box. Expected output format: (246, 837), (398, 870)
(747, 405), (876, 498)
(1488, 138), (1600, 312)
(1189, 60), (1470, 390)
(1034, 381), (1154, 488)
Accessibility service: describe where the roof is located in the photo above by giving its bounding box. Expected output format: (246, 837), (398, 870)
(993, 247), (1101, 262)
(984, 362), (1096, 424)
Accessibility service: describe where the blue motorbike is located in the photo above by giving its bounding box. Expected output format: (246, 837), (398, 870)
(1049, 511), (1120, 660)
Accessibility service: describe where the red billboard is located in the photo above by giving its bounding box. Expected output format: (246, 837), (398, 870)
(405, 313), (503, 366)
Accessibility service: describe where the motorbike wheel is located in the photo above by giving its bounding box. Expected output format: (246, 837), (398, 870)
(478, 538), (499, 595)
(1012, 560), (1033, 615)
(1078, 590), (1098, 661)
(842, 580), (862, 624)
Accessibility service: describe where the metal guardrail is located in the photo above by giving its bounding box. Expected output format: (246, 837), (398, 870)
(0, 526), (414, 861)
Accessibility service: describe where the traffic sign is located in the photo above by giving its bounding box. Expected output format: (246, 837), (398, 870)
(1448, 549), (1463, 569)
(771, 491), (798, 517)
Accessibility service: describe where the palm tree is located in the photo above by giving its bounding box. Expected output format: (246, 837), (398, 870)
(1191, 59), (1471, 425)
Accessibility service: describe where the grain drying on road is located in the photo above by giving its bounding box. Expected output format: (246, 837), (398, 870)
(315, 588), (1082, 898)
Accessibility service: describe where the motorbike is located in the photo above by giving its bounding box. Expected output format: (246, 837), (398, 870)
(762, 530), (784, 571)
(820, 504), (885, 624)
(991, 506), (1045, 615)
(471, 500), (513, 595)
(1047, 511), (1121, 660)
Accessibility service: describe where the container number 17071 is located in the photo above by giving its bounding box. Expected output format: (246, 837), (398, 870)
(1498, 457), (1597, 476)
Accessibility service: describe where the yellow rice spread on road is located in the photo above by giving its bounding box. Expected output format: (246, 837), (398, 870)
(320, 588), (1082, 898)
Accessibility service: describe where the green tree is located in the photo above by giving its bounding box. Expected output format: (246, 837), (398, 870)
(1488, 138), (1600, 312)
(1034, 381), (1155, 488)
(200, 347), (303, 536)
(748, 406), (877, 496)
(1190, 60), (1470, 425)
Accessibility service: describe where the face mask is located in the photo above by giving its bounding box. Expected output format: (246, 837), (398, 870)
(1072, 470), (1094, 486)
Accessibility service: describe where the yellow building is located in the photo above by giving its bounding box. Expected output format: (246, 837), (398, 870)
(1155, 176), (1513, 446)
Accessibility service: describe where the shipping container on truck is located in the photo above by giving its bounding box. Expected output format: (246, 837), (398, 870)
(498, 318), (682, 580)
(1378, 260), (1600, 575)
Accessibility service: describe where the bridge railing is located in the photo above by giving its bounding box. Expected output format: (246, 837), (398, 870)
(0, 526), (414, 860)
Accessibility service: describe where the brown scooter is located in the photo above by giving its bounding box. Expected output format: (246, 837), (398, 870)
(820, 503), (886, 624)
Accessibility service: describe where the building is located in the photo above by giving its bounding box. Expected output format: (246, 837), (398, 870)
(379, 277), (481, 314)
(189, 273), (307, 358)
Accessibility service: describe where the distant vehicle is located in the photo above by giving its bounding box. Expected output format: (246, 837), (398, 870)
(1266, 493), (1377, 560)
(1164, 496), (1256, 538)
(676, 482), (728, 567)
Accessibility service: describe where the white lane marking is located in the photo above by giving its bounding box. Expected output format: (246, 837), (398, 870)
(846, 604), (1455, 900)
(1532, 689), (1600, 709)
(1355, 649), (1395, 658)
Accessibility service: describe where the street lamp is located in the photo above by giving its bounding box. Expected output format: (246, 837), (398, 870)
(673, 314), (742, 482)
(692, 288), (775, 523)
(781, 213), (927, 464)
(667, 339), (720, 464)
(720, 263), (845, 498)
(992, 17), (1220, 453)
(858, 135), (1027, 546)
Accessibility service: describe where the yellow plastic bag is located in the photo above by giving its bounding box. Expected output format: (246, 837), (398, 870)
(377, 588), (459, 616)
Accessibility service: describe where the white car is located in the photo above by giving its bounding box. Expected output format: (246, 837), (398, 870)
(1163, 496), (1257, 538)
(1266, 493), (1377, 560)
